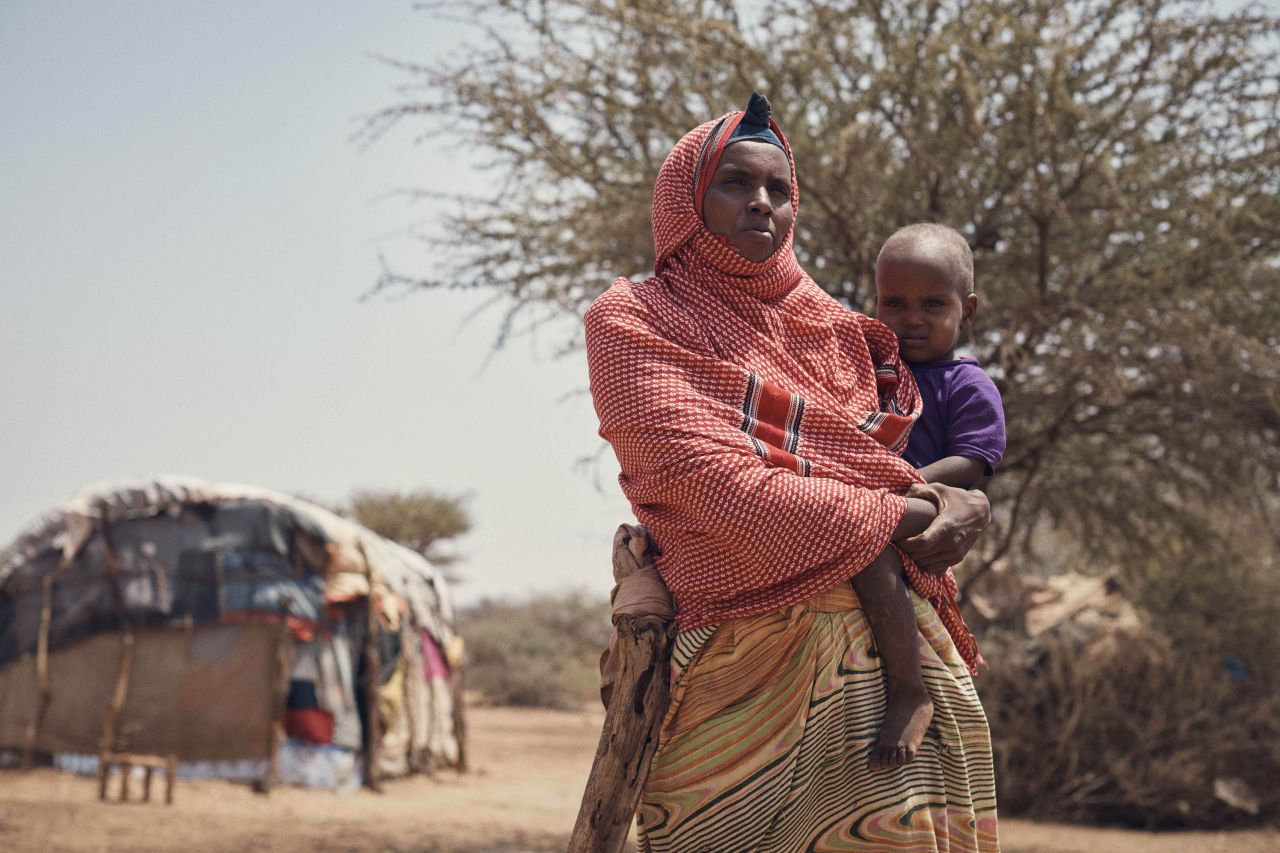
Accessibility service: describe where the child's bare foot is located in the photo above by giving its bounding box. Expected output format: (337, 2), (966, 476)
(868, 688), (933, 770)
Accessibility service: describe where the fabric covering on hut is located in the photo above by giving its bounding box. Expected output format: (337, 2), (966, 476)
(0, 476), (463, 789)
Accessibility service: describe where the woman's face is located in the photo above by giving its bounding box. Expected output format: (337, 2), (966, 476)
(701, 141), (793, 263)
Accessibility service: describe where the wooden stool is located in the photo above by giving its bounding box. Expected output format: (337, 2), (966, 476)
(98, 752), (178, 805)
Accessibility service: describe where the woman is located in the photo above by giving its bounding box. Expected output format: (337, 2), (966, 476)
(585, 94), (999, 852)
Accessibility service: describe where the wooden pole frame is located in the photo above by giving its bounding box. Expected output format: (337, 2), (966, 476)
(20, 573), (55, 770)
(261, 610), (293, 793)
(356, 542), (382, 793)
(449, 660), (468, 773)
(98, 633), (136, 755)
(96, 507), (137, 754)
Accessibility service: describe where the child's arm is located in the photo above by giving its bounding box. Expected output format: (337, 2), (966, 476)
(917, 455), (988, 490)
(919, 365), (1005, 490)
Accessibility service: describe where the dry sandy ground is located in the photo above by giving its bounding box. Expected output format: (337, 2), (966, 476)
(0, 706), (1275, 852)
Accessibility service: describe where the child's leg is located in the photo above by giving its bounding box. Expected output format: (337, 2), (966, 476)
(850, 546), (933, 770)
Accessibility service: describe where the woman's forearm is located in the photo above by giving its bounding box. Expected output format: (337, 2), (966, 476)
(895, 484), (992, 573)
(891, 497), (938, 541)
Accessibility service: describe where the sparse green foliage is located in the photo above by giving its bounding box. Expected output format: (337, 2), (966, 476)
(458, 592), (613, 708)
(345, 488), (472, 568)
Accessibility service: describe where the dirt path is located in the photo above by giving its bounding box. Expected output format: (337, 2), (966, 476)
(0, 706), (1274, 852)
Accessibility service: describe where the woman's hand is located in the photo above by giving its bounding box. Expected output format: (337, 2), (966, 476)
(896, 483), (990, 574)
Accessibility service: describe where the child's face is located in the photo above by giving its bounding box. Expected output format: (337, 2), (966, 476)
(875, 257), (977, 363)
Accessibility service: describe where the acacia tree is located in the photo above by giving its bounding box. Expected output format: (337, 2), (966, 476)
(366, 0), (1279, 635)
(345, 489), (472, 573)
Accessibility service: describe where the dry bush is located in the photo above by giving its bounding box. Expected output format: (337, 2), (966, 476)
(459, 592), (612, 709)
(977, 490), (1280, 828)
(980, 628), (1280, 827)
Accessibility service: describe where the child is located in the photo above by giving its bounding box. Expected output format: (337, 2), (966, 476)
(851, 222), (1006, 770)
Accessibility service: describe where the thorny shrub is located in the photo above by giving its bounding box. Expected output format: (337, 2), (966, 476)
(979, 628), (1280, 828)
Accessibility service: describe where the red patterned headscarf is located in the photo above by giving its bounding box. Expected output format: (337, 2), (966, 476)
(651, 108), (803, 301)
(586, 104), (983, 673)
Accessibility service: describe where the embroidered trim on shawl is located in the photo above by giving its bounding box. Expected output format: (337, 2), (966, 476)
(692, 115), (736, 217)
(739, 372), (811, 476)
(856, 410), (915, 454)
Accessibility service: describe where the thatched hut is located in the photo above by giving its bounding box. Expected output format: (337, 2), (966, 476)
(0, 477), (463, 790)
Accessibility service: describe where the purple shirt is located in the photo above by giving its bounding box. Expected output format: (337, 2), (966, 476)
(903, 356), (1006, 475)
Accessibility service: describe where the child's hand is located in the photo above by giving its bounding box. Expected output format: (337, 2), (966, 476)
(899, 483), (990, 574)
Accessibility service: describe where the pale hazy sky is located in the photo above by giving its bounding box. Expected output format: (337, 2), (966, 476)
(0, 1), (631, 604)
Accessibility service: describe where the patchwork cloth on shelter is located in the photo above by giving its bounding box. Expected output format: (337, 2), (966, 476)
(416, 629), (460, 766)
(287, 624), (361, 749)
(0, 500), (327, 667)
(0, 477), (463, 780)
(0, 624), (281, 761)
(638, 582), (998, 852)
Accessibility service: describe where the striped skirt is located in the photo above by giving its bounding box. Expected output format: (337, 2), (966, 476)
(637, 581), (999, 852)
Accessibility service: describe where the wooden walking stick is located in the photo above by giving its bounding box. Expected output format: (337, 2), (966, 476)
(568, 524), (675, 853)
